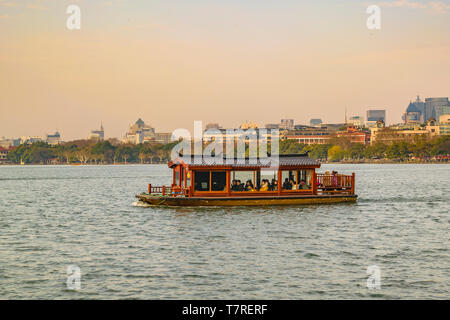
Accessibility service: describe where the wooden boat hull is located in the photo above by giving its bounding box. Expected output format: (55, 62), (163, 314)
(136, 194), (357, 207)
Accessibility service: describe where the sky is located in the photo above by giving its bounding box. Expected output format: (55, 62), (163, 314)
(0, 0), (449, 140)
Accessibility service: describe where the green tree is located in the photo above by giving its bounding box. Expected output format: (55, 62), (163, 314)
(327, 145), (345, 161)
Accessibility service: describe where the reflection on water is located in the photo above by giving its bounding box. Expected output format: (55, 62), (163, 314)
(0, 164), (448, 299)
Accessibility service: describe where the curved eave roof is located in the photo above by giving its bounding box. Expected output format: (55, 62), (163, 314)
(169, 154), (320, 169)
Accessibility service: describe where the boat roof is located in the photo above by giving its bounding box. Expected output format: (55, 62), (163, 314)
(169, 153), (320, 169)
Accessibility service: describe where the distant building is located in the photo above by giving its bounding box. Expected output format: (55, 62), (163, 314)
(205, 123), (222, 131)
(45, 132), (61, 145)
(309, 119), (323, 127)
(154, 133), (172, 144)
(348, 116), (364, 128)
(425, 97), (449, 123)
(439, 114), (450, 135)
(403, 96), (426, 125)
(425, 119), (440, 137)
(0, 147), (14, 164)
(321, 123), (346, 131)
(0, 138), (20, 148)
(123, 118), (155, 144)
(366, 110), (386, 127)
(280, 119), (294, 130)
(443, 106), (450, 116)
(203, 127), (274, 144)
(265, 123), (280, 129)
(89, 124), (105, 141)
(336, 126), (370, 144)
(404, 102), (423, 125)
(369, 120), (441, 145)
(20, 136), (44, 144)
(283, 126), (331, 145)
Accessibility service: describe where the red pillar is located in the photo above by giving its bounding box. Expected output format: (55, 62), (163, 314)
(277, 169), (282, 196)
(351, 173), (355, 195)
(312, 171), (317, 195)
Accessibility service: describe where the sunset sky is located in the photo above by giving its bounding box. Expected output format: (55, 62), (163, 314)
(1, 0), (449, 140)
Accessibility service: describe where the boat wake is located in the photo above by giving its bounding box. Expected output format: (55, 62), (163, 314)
(132, 201), (152, 208)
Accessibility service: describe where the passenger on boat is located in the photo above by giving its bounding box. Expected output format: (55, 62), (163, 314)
(270, 179), (278, 191)
(245, 180), (254, 192)
(231, 180), (238, 191)
(260, 179), (269, 192)
(283, 178), (292, 190)
(331, 171), (338, 189)
(237, 180), (245, 191)
(300, 180), (309, 190)
(290, 179), (297, 190)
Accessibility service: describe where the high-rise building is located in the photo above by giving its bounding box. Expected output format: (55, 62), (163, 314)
(89, 123), (105, 141)
(280, 119), (294, 130)
(425, 97), (449, 122)
(366, 110), (386, 127)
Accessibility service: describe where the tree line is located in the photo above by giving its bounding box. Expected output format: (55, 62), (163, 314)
(7, 140), (179, 164)
(5, 135), (450, 164)
(279, 135), (450, 161)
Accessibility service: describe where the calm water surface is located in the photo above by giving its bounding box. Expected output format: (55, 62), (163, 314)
(0, 164), (448, 299)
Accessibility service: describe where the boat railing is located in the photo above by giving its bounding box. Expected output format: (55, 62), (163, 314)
(148, 184), (191, 197)
(316, 173), (355, 195)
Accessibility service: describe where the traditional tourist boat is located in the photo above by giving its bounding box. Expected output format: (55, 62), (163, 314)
(136, 154), (357, 206)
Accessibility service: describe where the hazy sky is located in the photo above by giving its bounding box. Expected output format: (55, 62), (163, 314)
(1, 0), (449, 140)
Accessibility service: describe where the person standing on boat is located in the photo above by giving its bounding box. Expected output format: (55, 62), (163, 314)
(331, 171), (338, 188)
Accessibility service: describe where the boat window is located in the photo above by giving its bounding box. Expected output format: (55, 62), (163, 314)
(297, 170), (312, 190)
(257, 170), (278, 191)
(281, 170), (296, 190)
(211, 171), (226, 191)
(281, 170), (312, 190)
(175, 170), (180, 186)
(194, 171), (210, 191)
(231, 171), (254, 192)
(186, 171), (191, 187)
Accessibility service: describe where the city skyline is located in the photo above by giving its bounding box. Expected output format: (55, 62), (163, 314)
(0, 94), (449, 141)
(1, 0), (450, 140)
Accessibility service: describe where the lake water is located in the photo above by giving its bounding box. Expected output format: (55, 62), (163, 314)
(0, 164), (448, 299)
